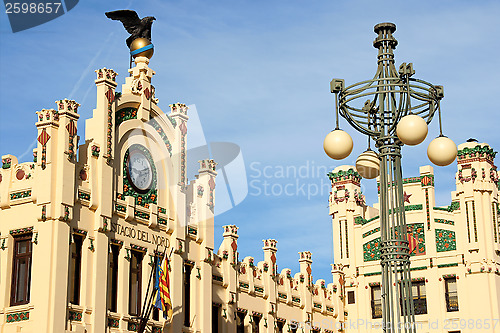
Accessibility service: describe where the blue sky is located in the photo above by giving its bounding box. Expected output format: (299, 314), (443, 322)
(1, 0), (499, 282)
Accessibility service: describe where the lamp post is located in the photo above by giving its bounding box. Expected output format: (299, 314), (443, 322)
(324, 23), (457, 333)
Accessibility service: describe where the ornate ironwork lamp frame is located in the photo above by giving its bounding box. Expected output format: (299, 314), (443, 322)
(330, 22), (446, 333)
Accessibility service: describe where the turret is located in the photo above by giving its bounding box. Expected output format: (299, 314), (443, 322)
(328, 166), (364, 271)
(454, 141), (499, 265)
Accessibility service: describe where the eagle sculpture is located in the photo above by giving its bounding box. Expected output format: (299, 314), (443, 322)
(105, 10), (156, 47)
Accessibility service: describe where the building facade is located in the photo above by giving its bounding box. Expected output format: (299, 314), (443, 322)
(329, 141), (500, 332)
(0, 56), (345, 333)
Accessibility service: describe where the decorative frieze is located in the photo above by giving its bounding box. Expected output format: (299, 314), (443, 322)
(362, 227), (380, 238)
(134, 210), (150, 220)
(457, 144), (496, 164)
(78, 190), (91, 202)
(408, 223), (426, 256)
(130, 244), (147, 252)
(425, 188), (430, 230)
(149, 118), (172, 156)
(73, 228), (87, 236)
(327, 168), (361, 185)
(107, 317), (119, 328)
(68, 310), (82, 321)
(410, 266), (427, 271)
(435, 218), (454, 225)
(188, 226), (197, 237)
(91, 145), (100, 158)
(363, 237), (381, 262)
(420, 174), (434, 187)
(115, 203), (126, 213)
(6, 311), (29, 323)
(10, 190), (31, 200)
(10, 226), (33, 236)
(127, 322), (138, 332)
(436, 229), (456, 252)
(115, 107), (137, 127)
(354, 215), (379, 225)
(2, 157), (12, 169)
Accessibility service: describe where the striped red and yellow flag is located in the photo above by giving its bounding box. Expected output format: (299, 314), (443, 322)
(155, 256), (173, 320)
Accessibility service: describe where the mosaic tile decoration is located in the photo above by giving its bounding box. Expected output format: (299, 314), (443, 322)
(363, 237), (381, 262)
(435, 218), (455, 225)
(6, 311), (29, 323)
(436, 229), (456, 252)
(408, 223), (426, 256)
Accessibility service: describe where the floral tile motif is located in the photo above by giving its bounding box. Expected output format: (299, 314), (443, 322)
(363, 237), (381, 261)
(436, 229), (456, 252)
(6, 311), (29, 323)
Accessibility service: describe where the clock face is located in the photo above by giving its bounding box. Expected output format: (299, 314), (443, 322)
(127, 149), (153, 192)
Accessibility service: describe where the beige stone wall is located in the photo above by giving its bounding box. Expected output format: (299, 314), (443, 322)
(330, 143), (500, 333)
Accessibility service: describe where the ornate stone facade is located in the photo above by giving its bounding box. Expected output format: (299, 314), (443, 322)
(0, 57), (344, 333)
(329, 141), (500, 333)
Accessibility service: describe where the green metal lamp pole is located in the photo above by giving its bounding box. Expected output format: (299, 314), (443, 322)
(329, 23), (446, 333)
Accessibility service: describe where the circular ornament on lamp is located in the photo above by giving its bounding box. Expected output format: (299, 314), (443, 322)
(396, 114), (428, 145)
(355, 150), (380, 179)
(129, 38), (154, 59)
(427, 136), (457, 166)
(323, 130), (353, 160)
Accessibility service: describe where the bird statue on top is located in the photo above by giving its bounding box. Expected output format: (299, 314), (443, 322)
(105, 10), (156, 59)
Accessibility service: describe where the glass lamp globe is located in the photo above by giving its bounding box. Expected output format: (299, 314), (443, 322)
(427, 136), (457, 166)
(355, 150), (380, 179)
(396, 114), (428, 146)
(323, 130), (353, 160)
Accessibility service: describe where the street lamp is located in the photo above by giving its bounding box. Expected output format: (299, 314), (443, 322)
(324, 23), (457, 333)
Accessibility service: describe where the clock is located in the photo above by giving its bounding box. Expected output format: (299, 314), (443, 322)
(126, 148), (153, 193)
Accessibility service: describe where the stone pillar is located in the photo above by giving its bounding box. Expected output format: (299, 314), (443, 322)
(32, 220), (71, 332)
(221, 225), (239, 333)
(262, 239), (277, 333)
(196, 159), (217, 249)
(169, 103), (189, 190)
(34, 108), (60, 218)
(91, 232), (109, 331)
(331, 265), (346, 325)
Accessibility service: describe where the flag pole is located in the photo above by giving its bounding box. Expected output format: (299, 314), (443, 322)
(137, 244), (170, 333)
(135, 244), (160, 332)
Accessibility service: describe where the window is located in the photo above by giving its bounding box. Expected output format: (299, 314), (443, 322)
(252, 315), (261, 333)
(277, 320), (285, 333)
(129, 250), (143, 316)
(184, 263), (193, 327)
(236, 311), (245, 333)
(348, 290), (355, 304)
(11, 234), (32, 306)
(412, 280), (427, 315)
(212, 304), (220, 333)
(371, 285), (382, 319)
(445, 277), (459, 312)
(107, 244), (119, 312)
(69, 234), (83, 305)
